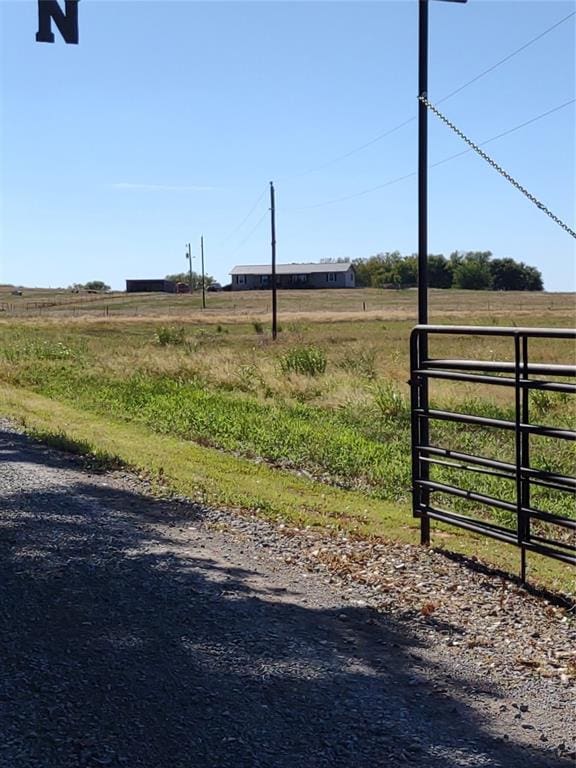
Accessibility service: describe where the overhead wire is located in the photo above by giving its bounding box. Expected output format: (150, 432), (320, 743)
(278, 9), (574, 181)
(436, 10), (575, 106)
(285, 98), (574, 210)
(232, 209), (269, 253)
(216, 187), (267, 247)
(221, 10), (574, 242)
(278, 117), (416, 180)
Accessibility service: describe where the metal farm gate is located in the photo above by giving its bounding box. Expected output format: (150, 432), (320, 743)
(412, 2), (575, 581)
(410, 325), (575, 580)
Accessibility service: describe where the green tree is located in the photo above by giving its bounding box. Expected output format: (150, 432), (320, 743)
(452, 253), (493, 290)
(165, 272), (216, 290)
(523, 265), (544, 291)
(490, 258), (543, 291)
(394, 254), (417, 288)
(427, 254), (453, 288)
(83, 280), (110, 292)
(352, 258), (373, 287)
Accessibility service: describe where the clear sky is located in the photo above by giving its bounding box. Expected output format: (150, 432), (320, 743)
(1, 0), (574, 291)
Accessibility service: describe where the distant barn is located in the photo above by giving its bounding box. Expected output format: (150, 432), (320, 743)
(125, 279), (176, 294)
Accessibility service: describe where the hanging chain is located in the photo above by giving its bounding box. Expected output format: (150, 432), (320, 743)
(420, 95), (576, 240)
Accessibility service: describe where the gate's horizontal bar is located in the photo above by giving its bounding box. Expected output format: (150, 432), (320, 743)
(516, 541), (575, 566)
(528, 477), (576, 495)
(415, 408), (576, 441)
(417, 446), (576, 489)
(418, 479), (576, 529)
(521, 508), (576, 530)
(412, 324), (576, 339)
(423, 359), (576, 377)
(417, 479), (517, 512)
(417, 504), (514, 535)
(422, 455), (516, 482)
(420, 456), (576, 495)
(528, 532), (576, 553)
(422, 507), (576, 566)
(413, 369), (576, 394)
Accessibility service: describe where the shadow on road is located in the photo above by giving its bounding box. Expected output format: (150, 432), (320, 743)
(0, 428), (570, 767)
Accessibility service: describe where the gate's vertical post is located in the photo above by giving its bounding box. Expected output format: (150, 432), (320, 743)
(411, 329), (430, 544)
(520, 334), (531, 582)
(514, 334), (526, 582)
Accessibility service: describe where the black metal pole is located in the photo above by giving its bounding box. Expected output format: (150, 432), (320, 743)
(200, 235), (206, 310)
(414, 0), (466, 547)
(270, 181), (277, 340)
(417, 0), (430, 545)
(418, 0), (429, 328)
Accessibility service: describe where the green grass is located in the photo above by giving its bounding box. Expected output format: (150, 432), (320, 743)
(10, 363), (571, 523)
(0, 301), (574, 593)
(1, 382), (572, 593)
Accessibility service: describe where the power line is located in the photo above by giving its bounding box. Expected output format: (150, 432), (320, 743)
(232, 209), (268, 253)
(279, 10), (574, 181)
(436, 11), (575, 106)
(279, 117), (416, 181)
(217, 187), (267, 247)
(285, 97), (574, 211)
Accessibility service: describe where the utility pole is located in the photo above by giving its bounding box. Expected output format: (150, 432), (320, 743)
(270, 181), (277, 340)
(185, 243), (193, 294)
(200, 235), (206, 310)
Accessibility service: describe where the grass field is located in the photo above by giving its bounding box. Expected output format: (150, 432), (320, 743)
(2, 284), (575, 323)
(0, 287), (574, 591)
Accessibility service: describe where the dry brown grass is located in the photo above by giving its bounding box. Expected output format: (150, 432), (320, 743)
(2, 287), (574, 325)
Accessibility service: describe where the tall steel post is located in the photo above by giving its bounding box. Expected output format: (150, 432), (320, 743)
(418, 0), (429, 328)
(417, 0), (430, 544)
(270, 181), (278, 340)
(415, 0), (467, 546)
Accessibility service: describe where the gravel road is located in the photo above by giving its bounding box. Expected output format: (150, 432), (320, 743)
(0, 421), (574, 768)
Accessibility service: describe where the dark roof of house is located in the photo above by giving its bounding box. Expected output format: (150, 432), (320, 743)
(229, 263), (352, 276)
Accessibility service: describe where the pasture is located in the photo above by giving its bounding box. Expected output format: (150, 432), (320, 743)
(0, 287), (574, 591)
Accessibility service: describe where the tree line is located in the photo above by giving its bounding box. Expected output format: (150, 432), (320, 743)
(69, 280), (111, 292)
(348, 251), (543, 291)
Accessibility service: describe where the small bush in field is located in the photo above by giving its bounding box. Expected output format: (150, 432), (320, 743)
(155, 326), (186, 346)
(337, 349), (377, 380)
(280, 346), (327, 377)
(373, 381), (408, 419)
(252, 321), (264, 335)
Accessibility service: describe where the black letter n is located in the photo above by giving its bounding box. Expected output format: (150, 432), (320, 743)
(36, 0), (79, 44)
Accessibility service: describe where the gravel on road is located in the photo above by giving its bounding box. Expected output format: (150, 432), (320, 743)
(0, 421), (574, 768)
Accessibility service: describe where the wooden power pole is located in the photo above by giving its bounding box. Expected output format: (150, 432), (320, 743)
(200, 235), (206, 310)
(270, 181), (277, 340)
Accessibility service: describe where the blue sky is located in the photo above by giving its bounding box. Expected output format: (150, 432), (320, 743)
(1, 0), (574, 291)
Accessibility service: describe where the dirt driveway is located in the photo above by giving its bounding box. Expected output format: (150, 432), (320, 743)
(0, 423), (573, 767)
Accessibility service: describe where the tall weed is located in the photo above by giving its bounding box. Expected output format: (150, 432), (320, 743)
(154, 326), (186, 346)
(280, 346), (327, 376)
